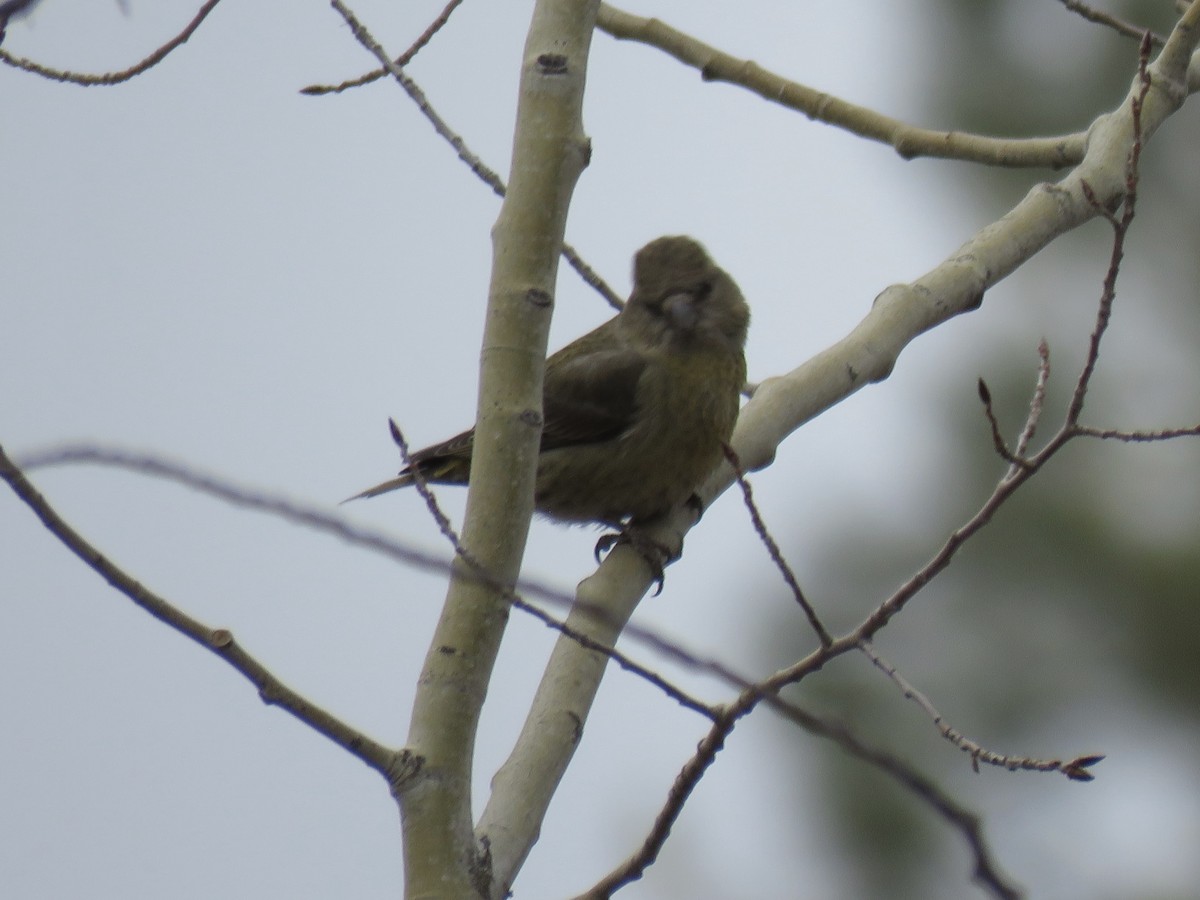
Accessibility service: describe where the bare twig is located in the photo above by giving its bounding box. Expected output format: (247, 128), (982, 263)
(723, 443), (830, 646)
(0, 0), (221, 84)
(300, 0), (464, 95)
(860, 641), (1104, 781)
(1013, 340), (1052, 461)
(976, 378), (1034, 470)
(1068, 33), (1153, 425)
(0, 443), (410, 788)
(1075, 423), (1200, 441)
(326, 0), (624, 310)
(386, 419), (463, 553)
(1056, 0), (1165, 47)
(977, 339), (1053, 475)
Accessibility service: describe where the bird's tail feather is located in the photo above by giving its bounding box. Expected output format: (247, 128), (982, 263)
(340, 474), (413, 504)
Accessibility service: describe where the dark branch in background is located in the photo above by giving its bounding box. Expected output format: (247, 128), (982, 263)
(722, 443), (830, 646)
(860, 641), (1104, 781)
(300, 0), (464, 95)
(1056, 0), (1165, 47)
(324, 0), (624, 311)
(0, 0), (221, 83)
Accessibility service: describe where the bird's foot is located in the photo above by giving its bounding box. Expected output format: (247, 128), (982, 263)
(594, 526), (675, 596)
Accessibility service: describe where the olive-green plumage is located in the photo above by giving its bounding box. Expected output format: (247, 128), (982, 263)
(350, 235), (749, 525)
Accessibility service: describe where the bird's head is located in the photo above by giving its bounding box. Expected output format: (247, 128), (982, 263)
(622, 236), (749, 355)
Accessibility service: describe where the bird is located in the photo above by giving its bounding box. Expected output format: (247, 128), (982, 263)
(348, 235), (749, 540)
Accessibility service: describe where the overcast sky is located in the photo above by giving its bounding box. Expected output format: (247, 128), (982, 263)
(3, 2), (1198, 898)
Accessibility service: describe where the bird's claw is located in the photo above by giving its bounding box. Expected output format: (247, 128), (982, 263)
(593, 528), (674, 596)
(593, 531), (620, 563)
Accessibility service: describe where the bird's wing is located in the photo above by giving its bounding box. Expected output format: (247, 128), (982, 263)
(408, 428), (474, 465)
(540, 347), (646, 451)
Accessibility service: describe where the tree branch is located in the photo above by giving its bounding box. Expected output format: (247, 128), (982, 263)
(0, 443), (407, 786)
(596, 3), (1086, 168)
(724, 443), (830, 646)
(330, 1), (605, 895)
(0, 0), (222, 84)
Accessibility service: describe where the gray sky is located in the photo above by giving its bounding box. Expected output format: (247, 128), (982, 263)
(3, 2), (1198, 898)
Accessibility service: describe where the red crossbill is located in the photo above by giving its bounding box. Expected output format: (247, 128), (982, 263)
(349, 236), (749, 529)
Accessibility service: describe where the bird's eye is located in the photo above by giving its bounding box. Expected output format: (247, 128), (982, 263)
(694, 280), (713, 301)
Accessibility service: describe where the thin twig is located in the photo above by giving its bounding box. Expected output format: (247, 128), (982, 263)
(1068, 33), (1153, 425)
(1013, 340), (1051, 461)
(0, 0), (221, 84)
(386, 419), (463, 555)
(1056, 0), (1165, 47)
(722, 443), (830, 646)
(300, 0), (464, 95)
(327, 0), (624, 310)
(0, 442), (410, 788)
(1075, 423), (1200, 441)
(976, 378), (1034, 470)
(860, 641), (1103, 781)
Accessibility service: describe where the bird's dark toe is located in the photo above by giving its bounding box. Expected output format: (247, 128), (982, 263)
(594, 527), (672, 594)
(594, 531), (621, 563)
